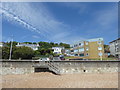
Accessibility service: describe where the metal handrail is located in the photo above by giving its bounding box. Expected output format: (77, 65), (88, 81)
(47, 60), (61, 74)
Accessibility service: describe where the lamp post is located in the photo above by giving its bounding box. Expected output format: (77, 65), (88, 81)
(9, 35), (13, 60)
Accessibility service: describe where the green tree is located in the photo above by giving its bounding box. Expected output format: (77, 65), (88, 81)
(23, 42), (32, 44)
(13, 46), (34, 59)
(38, 47), (53, 56)
(59, 42), (70, 48)
(50, 42), (54, 46)
(104, 45), (110, 53)
(33, 42), (37, 44)
(34, 50), (41, 57)
(2, 46), (10, 59)
(5, 41), (18, 47)
(2, 46), (34, 59)
(0, 47), (2, 59)
(54, 43), (58, 46)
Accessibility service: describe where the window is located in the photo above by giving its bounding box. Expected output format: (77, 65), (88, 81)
(86, 42), (88, 45)
(98, 47), (102, 50)
(81, 43), (84, 46)
(116, 47), (119, 52)
(79, 43), (81, 45)
(86, 53), (89, 56)
(75, 54), (78, 56)
(74, 45), (76, 47)
(74, 49), (78, 53)
(79, 53), (84, 57)
(79, 48), (84, 52)
(98, 52), (103, 56)
(71, 46), (73, 48)
(74, 44), (78, 47)
(98, 41), (102, 44)
(86, 47), (89, 51)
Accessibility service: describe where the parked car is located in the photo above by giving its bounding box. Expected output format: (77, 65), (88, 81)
(39, 58), (49, 61)
(59, 55), (65, 60)
(60, 57), (65, 60)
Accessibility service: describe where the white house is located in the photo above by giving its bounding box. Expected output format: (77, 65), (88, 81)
(0, 42), (6, 47)
(52, 47), (65, 54)
(16, 43), (39, 51)
(0, 42), (3, 47)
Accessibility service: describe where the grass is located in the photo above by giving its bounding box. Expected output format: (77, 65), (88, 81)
(65, 56), (84, 59)
(65, 56), (117, 60)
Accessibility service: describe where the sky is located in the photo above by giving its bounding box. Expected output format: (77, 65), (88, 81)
(1, 2), (118, 44)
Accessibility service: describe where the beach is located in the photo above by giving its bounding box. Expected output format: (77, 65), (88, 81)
(2, 72), (118, 88)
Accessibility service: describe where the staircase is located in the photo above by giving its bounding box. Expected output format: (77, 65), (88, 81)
(32, 60), (61, 75)
(47, 61), (61, 75)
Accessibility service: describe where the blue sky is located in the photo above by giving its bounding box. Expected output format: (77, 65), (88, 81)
(1, 2), (118, 44)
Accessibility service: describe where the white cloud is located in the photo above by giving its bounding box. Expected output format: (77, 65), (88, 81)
(2, 36), (12, 42)
(1, 2), (86, 43)
(2, 2), (117, 44)
(57, 2), (87, 14)
(32, 35), (40, 39)
(94, 6), (118, 27)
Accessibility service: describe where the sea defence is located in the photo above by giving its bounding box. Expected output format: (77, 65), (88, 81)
(0, 60), (119, 75)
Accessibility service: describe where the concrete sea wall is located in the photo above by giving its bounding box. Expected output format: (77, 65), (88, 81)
(1, 60), (34, 75)
(0, 60), (119, 75)
(54, 61), (119, 74)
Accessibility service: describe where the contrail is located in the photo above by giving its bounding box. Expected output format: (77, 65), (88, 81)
(1, 3), (69, 42)
(1, 7), (53, 41)
(1, 7), (41, 34)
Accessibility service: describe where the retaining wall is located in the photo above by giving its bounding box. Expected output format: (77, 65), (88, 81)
(53, 61), (119, 74)
(1, 60), (34, 75)
(0, 60), (119, 75)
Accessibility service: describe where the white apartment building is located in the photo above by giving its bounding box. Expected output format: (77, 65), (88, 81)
(109, 38), (120, 59)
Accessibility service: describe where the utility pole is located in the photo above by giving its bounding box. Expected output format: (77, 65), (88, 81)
(9, 35), (13, 60)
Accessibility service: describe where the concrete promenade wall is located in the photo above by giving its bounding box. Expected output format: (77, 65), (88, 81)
(1, 60), (34, 75)
(53, 61), (119, 74)
(0, 60), (119, 75)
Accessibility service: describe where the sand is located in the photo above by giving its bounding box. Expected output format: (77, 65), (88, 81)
(2, 72), (118, 88)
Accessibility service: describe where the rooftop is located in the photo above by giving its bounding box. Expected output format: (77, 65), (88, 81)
(109, 38), (120, 43)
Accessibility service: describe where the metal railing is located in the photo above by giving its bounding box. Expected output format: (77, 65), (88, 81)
(47, 60), (61, 75)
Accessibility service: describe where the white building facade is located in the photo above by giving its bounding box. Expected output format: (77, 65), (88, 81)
(0, 42), (3, 47)
(0, 42), (6, 47)
(52, 47), (65, 54)
(16, 43), (39, 51)
(109, 38), (120, 59)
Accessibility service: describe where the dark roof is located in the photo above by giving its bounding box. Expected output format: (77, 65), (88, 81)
(109, 38), (120, 43)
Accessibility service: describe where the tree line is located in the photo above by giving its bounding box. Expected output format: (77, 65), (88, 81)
(1, 41), (110, 59)
(1, 41), (70, 59)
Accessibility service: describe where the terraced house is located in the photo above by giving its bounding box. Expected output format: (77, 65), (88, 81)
(70, 38), (105, 59)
